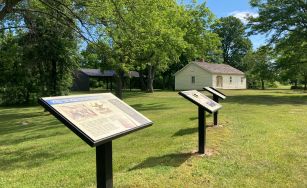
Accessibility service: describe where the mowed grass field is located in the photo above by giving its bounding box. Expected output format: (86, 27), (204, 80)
(0, 89), (306, 188)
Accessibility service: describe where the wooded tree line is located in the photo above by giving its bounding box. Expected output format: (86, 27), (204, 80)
(0, 0), (306, 105)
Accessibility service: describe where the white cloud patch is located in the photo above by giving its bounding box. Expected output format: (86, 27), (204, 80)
(229, 11), (259, 24)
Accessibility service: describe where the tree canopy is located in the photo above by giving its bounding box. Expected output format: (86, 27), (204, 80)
(242, 46), (276, 89)
(0, 1), (79, 104)
(212, 16), (252, 71)
(248, 0), (307, 89)
(248, 0), (307, 44)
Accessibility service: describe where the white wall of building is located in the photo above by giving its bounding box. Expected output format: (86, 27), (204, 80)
(175, 63), (212, 90)
(212, 74), (246, 89)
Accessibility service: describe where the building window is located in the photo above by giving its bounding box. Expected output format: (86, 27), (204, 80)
(230, 76), (232, 83)
(241, 77), (244, 84)
(191, 76), (195, 84)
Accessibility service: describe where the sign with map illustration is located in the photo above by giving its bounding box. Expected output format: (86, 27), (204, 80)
(203, 87), (226, 100)
(39, 93), (153, 146)
(179, 90), (222, 113)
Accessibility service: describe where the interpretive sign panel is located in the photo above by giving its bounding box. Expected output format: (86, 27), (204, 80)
(39, 93), (153, 147)
(203, 87), (226, 100)
(179, 90), (222, 113)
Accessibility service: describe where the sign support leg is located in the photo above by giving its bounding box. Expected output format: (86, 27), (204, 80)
(213, 96), (219, 126)
(96, 141), (113, 188)
(213, 111), (218, 126)
(198, 106), (206, 154)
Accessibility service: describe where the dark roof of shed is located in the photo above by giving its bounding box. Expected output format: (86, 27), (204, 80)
(193, 61), (244, 75)
(80, 69), (139, 78)
(80, 69), (105, 77)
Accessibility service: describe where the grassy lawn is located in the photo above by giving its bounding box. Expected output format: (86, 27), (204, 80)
(0, 89), (306, 187)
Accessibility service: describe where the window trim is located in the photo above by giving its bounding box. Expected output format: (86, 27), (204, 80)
(191, 76), (195, 84)
(241, 77), (244, 84)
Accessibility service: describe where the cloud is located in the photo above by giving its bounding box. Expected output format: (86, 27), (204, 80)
(229, 11), (259, 24)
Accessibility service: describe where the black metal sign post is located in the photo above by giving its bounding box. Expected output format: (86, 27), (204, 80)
(38, 93), (153, 188)
(198, 106), (205, 154)
(213, 95), (219, 126)
(179, 90), (221, 155)
(96, 141), (113, 188)
(203, 87), (226, 127)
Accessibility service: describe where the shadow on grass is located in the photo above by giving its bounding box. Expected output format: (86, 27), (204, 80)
(123, 91), (148, 99)
(0, 128), (68, 146)
(0, 145), (82, 171)
(172, 127), (197, 137)
(172, 123), (215, 137)
(224, 95), (307, 106)
(130, 103), (172, 111)
(129, 152), (192, 171)
(0, 111), (44, 121)
(0, 106), (69, 146)
(189, 114), (212, 121)
(0, 114), (62, 136)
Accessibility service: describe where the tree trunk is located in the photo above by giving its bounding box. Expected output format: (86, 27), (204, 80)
(51, 60), (57, 96)
(261, 79), (265, 90)
(162, 75), (166, 90)
(115, 71), (124, 99)
(294, 79), (298, 87)
(304, 76), (307, 90)
(139, 72), (147, 91)
(147, 65), (155, 93)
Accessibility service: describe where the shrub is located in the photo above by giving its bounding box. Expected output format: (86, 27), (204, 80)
(1, 86), (29, 105)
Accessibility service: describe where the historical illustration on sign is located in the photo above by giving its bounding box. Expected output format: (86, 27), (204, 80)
(180, 90), (222, 112)
(41, 93), (152, 142)
(204, 87), (226, 99)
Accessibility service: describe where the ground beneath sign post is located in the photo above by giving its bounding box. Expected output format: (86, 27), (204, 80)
(0, 90), (306, 187)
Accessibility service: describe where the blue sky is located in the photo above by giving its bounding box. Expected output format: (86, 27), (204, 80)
(203, 0), (267, 49)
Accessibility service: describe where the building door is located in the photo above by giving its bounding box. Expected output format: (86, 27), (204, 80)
(216, 76), (223, 88)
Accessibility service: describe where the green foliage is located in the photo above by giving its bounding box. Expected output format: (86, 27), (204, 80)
(212, 16), (252, 70)
(81, 1), (221, 92)
(275, 31), (307, 89)
(243, 46), (276, 89)
(0, 3), (79, 105)
(0, 33), (32, 104)
(249, 0), (306, 44)
(248, 0), (307, 89)
(182, 3), (222, 63)
(83, 0), (191, 93)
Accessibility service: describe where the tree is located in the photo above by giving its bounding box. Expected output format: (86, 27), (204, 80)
(85, 0), (189, 96)
(159, 2), (222, 90)
(0, 0), (23, 20)
(183, 3), (222, 63)
(276, 40), (307, 90)
(0, 0), (93, 42)
(248, 0), (307, 89)
(243, 46), (275, 89)
(0, 2), (79, 104)
(248, 0), (306, 45)
(212, 16), (252, 71)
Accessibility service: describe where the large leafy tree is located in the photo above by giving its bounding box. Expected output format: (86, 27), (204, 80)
(160, 3), (222, 90)
(85, 0), (189, 96)
(0, 0), (92, 41)
(248, 0), (307, 89)
(183, 3), (222, 63)
(0, 1), (79, 104)
(212, 16), (252, 71)
(0, 0), (23, 20)
(243, 46), (276, 89)
(248, 0), (306, 44)
(277, 41), (307, 89)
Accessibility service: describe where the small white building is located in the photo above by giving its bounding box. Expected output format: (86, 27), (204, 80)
(175, 61), (246, 90)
